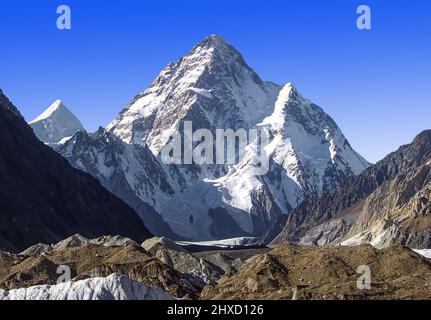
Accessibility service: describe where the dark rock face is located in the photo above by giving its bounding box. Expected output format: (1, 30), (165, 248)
(257, 214), (288, 245)
(0, 89), (22, 118)
(0, 90), (152, 252)
(208, 208), (251, 239)
(270, 130), (431, 247)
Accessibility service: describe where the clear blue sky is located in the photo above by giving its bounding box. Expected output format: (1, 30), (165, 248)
(1, 0), (430, 163)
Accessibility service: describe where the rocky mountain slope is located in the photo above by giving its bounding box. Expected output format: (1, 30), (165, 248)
(60, 35), (369, 241)
(3, 233), (431, 300)
(201, 244), (431, 300)
(142, 237), (222, 282)
(270, 130), (431, 248)
(57, 129), (179, 238)
(1, 233), (252, 299)
(29, 99), (84, 145)
(0, 90), (152, 252)
(0, 273), (172, 300)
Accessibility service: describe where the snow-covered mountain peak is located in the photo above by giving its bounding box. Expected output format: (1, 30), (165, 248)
(262, 83), (370, 184)
(194, 34), (228, 52)
(75, 36), (371, 241)
(29, 100), (85, 145)
(107, 35), (280, 153)
(262, 82), (352, 142)
(261, 83), (311, 131)
(190, 34), (245, 64)
(30, 99), (65, 123)
(201, 34), (227, 45)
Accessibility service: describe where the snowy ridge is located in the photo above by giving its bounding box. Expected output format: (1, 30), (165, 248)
(0, 273), (173, 300)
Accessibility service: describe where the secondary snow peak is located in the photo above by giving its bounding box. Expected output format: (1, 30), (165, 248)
(29, 99), (85, 145)
(30, 99), (65, 123)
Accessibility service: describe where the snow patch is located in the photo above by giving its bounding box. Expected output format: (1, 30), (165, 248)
(0, 273), (173, 300)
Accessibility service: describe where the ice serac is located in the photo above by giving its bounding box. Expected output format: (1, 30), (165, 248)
(29, 99), (85, 145)
(0, 89), (152, 252)
(0, 273), (173, 300)
(100, 35), (370, 240)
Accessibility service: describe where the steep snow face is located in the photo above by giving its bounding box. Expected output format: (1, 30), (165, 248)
(29, 100), (84, 145)
(261, 83), (370, 201)
(107, 35), (280, 155)
(0, 273), (173, 300)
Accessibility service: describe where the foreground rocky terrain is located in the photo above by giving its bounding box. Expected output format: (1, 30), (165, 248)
(0, 236), (204, 299)
(201, 244), (431, 300)
(1, 234), (431, 300)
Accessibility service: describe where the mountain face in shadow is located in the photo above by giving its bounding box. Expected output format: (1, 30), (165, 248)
(0, 90), (152, 252)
